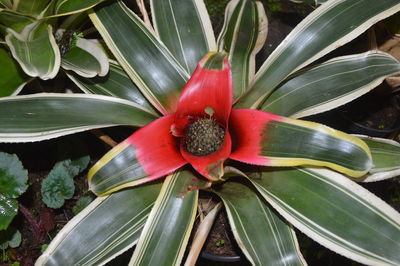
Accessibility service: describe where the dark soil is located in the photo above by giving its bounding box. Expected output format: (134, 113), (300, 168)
(341, 91), (400, 131)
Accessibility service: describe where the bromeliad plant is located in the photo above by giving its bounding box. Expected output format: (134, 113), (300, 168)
(0, 0), (400, 265)
(0, 0), (109, 97)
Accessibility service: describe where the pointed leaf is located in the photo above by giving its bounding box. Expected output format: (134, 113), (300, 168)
(66, 61), (157, 115)
(218, 0), (268, 99)
(36, 182), (162, 266)
(230, 109), (372, 177)
(89, 115), (186, 196)
(262, 52), (400, 118)
(5, 21), (60, 80)
(89, 1), (189, 115)
(151, 0), (216, 74)
(129, 170), (202, 266)
(214, 180), (306, 265)
(0, 47), (30, 97)
(236, 0), (400, 108)
(248, 167), (400, 265)
(61, 38), (109, 78)
(0, 93), (157, 142)
(356, 135), (400, 182)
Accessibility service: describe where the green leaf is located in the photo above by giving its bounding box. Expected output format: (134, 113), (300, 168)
(0, 47), (30, 97)
(0, 152), (26, 233)
(61, 38), (109, 78)
(231, 111), (372, 177)
(90, 1), (189, 115)
(356, 135), (400, 182)
(41, 244), (48, 253)
(47, 0), (107, 17)
(262, 52), (400, 118)
(0, 152), (28, 198)
(72, 196), (92, 215)
(0, 195), (18, 231)
(236, 0), (400, 108)
(58, 11), (89, 31)
(14, 0), (50, 16)
(151, 0), (216, 74)
(0, 9), (36, 33)
(214, 180), (306, 265)
(41, 164), (75, 209)
(217, 0), (268, 99)
(0, 93), (157, 142)
(36, 182), (162, 266)
(5, 21), (60, 80)
(129, 170), (202, 266)
(0, 227), (21, 249)
(67, 61), (158, 115)
(248, 167), (400, 265)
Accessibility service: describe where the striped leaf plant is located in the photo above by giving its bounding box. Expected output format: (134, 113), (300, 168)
(0, 0), (109, 97)
(0, 0), (399, 265)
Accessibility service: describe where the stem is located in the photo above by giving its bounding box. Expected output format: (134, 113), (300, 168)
(90, 129), (117, 147)
(136, 0), (154, 32)
(18, 204), (44, 240)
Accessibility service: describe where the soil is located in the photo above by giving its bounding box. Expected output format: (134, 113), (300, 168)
(340, 90), (400, 131)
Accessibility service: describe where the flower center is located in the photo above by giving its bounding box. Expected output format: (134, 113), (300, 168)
(184, 118), (225, 156)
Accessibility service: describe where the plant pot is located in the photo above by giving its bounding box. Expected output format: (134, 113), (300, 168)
(193, 194), (249, 265)
(200, 251), (241, 263)
(306, 92), (400, 138)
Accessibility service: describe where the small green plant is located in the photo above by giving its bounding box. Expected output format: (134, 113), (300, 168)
(41, 137), (90, 209)
(41, 244), (49, 253)
(0, 152), (28, 230)
(266, 0), (283, 12)
(0, 227), (21, 262)
(72, 196), (93, 215)
(41, 164), (76, 209)
(215, 239), (225, 247)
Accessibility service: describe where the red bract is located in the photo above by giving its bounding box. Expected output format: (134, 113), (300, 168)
(124, 52), (282, 181)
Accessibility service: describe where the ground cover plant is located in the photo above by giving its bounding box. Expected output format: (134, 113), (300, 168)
(1, 0), (400, 265)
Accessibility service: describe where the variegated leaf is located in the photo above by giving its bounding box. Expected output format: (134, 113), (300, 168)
(262, 52), (400, 118)
(214, 180), (306, 265)
(248, 167), (400, 265)
(89, 1), (189, 115)
(5, 21), (60, 80)
(356, 135), (400, 182)
(236, 0), (400, 109)
(218, 0), (268, 99)
(129, 171), (205, 266)
(36, 182), (162, 266)
(151, 0), (216, 74)
(67, 61), (157, 115)
(0, 93), (157, 142)
(62, 38), (109, 78)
